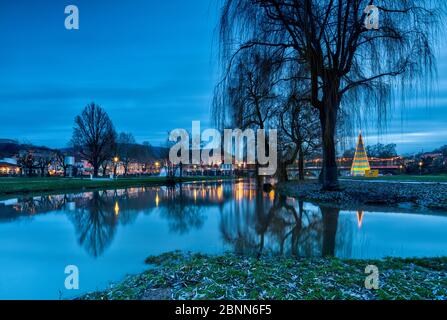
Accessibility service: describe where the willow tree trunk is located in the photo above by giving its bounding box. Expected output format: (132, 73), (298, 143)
(319, 77), (340, 190)
(298, 147), (305, 181)
(93, 163), (99, 178)
(277, 163), (288, 182)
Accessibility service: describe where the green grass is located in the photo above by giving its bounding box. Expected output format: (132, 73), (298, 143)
(80, 252), (447, 300)
(0, 176), (232, 196)
(344, 174), (447, 183)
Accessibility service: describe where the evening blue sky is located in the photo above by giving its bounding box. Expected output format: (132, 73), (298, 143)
(0, 0), (446, 154)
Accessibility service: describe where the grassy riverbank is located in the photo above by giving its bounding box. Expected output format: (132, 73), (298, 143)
(80, 252), (447, 300)
(278, 180), (447, 210)
(0, 176), (232, 197)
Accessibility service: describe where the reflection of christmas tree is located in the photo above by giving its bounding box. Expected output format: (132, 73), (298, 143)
(350, 132), (370, 176)
(357, 210), (364, 228)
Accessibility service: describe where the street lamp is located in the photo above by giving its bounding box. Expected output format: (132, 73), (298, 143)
(113, 156), (119, 178)
(418, 161), (423, 175)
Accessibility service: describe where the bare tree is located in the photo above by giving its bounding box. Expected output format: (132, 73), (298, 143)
(214, 45), (322, 182)
(277, 87), (321, 181)
(214, 47), (284, 182)
(55, 150), (70, 177)
(35, 153), (53, 177)
(72, 103), (117, 177)
(117, 132), (138, 176)
(227, 50), (279, 131)
(139, 141), (154, 173)
(17, 151), (34, 176)
(217, 0), (444, 190)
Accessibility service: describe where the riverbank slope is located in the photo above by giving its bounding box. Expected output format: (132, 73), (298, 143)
(80, 252), (447, 300)
(0, 176), (231, 197)
(278, 180), (447, 210)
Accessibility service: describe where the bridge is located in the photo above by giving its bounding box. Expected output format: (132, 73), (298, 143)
(288, 156), (404, 176)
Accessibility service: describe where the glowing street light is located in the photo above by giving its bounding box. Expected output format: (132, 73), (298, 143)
(113, 156), (119, 178)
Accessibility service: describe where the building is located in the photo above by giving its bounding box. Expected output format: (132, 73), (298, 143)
(0, 158), (20, 176)
(220, 163), (234, 176)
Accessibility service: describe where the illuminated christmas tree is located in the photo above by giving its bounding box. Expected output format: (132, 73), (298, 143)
(350, 132), (370, 176)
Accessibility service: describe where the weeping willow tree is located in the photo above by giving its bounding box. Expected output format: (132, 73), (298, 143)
(214, 0), (444, 190)
(213, 45), (285, 180)
(222, 48), (282, 131)
(277, 83), (321, 181)
(213, 38), (322, 181)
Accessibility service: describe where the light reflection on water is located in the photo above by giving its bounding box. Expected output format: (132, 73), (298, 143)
(0, 180), (446, 299)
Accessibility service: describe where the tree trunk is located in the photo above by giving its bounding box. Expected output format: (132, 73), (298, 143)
(298, 147), (305, 181)
(320, 88), (340, 190)
(277, 162), (288, 182)
(93, 164), (99, 178)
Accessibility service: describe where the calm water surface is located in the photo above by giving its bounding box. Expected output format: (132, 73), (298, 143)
(0, 180), (446, 299)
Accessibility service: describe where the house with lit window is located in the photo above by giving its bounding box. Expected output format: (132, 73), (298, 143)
(0, 158), (20, 176)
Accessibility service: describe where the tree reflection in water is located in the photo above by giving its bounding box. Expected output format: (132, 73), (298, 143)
(69, 191), (118, 258)
(68, 186), (208, 256)
(219, 181), (343, 257)
(157, 185), (205, 234)
(0, 181), (347, 258)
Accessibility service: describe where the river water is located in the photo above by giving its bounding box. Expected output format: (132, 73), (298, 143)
(0, 180), (446, 299)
